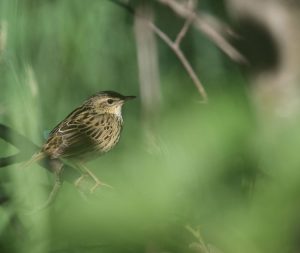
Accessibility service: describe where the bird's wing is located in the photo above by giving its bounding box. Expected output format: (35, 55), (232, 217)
(42, 115), (106, 159)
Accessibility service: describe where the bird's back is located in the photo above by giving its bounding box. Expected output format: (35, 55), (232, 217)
(42, 109), (123, 161)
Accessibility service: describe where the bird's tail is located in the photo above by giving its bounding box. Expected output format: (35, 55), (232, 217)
(21, 152), (46, 169)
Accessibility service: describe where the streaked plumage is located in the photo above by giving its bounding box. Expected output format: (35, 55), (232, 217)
(42, 108), (123, 160)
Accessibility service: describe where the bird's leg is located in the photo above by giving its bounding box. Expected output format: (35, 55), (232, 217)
(73, 163), (89, 188)
(74, 173), (88, 187)
(31, 160), (63, 213)
(43, 169), (62, 206)
(75, 163), (113, 193)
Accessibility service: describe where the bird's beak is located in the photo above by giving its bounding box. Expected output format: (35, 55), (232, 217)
(124, 95), (136, 101)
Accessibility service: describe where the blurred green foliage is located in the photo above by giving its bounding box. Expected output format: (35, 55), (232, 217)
(1, 1), (300, 253)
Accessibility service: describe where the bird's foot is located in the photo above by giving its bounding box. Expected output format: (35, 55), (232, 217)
(90, 180), (113, 193)
(74, 173), (113, 193)
(74, 174), (88, 188)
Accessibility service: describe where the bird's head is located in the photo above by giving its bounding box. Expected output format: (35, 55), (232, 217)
(87, 91), (136, 116)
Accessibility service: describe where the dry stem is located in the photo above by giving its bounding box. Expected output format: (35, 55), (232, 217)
(157, 0), (247, 64)
(186, 225), (211, 253)
(149, 21), (208, 102)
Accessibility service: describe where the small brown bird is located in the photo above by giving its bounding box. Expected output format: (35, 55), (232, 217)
(26, 91), (135, 206)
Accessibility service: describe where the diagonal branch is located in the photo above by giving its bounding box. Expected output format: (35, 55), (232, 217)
(174, 12), (195, 47)
(186, 225), (211, 253)
(149, 22), (207, 101)
(156, 0), (247, 64)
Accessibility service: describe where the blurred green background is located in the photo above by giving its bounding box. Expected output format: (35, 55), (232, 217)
(1, 0), (300, 253)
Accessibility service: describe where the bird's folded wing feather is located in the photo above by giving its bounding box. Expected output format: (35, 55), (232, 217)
(43, 118), (105, 158)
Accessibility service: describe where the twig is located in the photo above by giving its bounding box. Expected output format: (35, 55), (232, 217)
(156, 0), (247, 64)
(186, 225), (210, 253)
(174, 13), (195, 47)
(149, 22), (208, 102)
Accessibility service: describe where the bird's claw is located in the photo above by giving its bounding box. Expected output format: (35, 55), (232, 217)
(90, 181), (113, 193)
(74, 174), (88, 188)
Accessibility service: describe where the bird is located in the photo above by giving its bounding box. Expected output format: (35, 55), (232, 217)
(25, 91), (136, 207)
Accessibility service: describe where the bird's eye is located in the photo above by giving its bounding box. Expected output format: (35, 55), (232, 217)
(107, 99), (114, 104)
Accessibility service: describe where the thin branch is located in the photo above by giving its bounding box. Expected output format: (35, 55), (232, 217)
(156, 0), (247, 64)
(194, 19), (246, 64)
(174, 0), (197, 46)
(149, 22), (208, 101)
(174, 13), (195, 47)
(186, 225), (210, 253)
